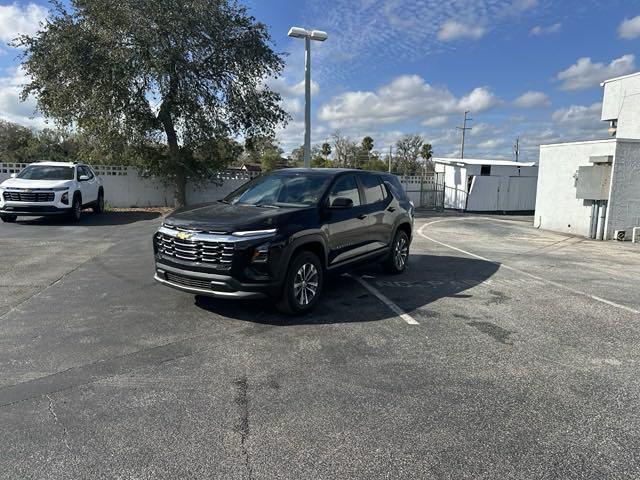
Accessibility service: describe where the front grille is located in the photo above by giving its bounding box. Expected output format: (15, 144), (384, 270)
(165, 272), (213, 290)
(3, 191), (55, 202)
(156, 232), (234, 266)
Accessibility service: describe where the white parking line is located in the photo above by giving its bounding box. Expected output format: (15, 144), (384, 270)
(346, 274), (420, 325)
(418, 218), (640, 316)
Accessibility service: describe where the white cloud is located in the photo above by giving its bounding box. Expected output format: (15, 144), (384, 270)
(318, 75), (499, 129)
(438, 20), (486, 41)
(551, 102), (603, 132)
(422, 116), (449, 127)
(267, 76), (320, 116)
(557, 55), (636, 91)
(619, 15), (640, 40)
(530, 22), (562, 36)
(458, 87), (499, 111)
(513, 91), (551, 108)
(0, 2), (48, 43)
(0, 66), (46, 127)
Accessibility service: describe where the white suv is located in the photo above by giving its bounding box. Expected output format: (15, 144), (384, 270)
(0, 162), (104, 223)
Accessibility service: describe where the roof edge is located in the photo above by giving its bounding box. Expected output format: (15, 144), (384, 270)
(601, 70), (640, 86)
(540, 139), (617, 148)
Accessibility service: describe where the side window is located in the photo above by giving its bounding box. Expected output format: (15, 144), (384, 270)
(329, 175), (361, 207)
(360, 174), (386, 204)
(75, 166), (84, 180)
(480, 165), (491, 176)
(78, 166), (94, 180)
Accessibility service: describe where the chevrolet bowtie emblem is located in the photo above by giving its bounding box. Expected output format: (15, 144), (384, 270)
(176, 231), (193, 240)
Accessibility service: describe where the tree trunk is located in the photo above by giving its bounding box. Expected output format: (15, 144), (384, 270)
(158, 100), (186, 208)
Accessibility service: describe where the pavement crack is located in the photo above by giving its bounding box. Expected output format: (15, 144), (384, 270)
(46, 395), (73, 452)
(234, 375), (253, 480)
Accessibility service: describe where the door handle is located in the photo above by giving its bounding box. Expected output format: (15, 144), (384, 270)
(387, 207), (396, 212)
(357, 214), (368, 220)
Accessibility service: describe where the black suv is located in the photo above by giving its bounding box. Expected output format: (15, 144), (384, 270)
(153, 169), (414, 314)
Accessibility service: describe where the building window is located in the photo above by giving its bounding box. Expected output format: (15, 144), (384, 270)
(480, 165), (491, 176)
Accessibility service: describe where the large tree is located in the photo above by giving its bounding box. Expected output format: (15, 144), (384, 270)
(15, 0), (288, 207)
(420, 142), (434, 173)
(394, 134), (423, 175)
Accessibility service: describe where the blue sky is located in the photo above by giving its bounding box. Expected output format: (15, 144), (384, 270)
(1, 0), (639, 160)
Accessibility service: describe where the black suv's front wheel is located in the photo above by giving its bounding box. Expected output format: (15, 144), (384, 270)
(277, 250), (324, 315)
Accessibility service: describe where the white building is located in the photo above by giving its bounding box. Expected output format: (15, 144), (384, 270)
(535, 72), (640, 240)
(434, 157), (538, 212)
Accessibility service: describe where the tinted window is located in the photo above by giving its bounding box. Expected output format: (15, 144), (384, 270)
(481, 165), (491, 176)
(329, 175), (361, 207)
(360, 174), (386, 204)
(224, 172), (331, 208)
(17, 165), (74, 180)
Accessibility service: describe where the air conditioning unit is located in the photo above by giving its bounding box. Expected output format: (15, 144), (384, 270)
(614, 230), (626, 241)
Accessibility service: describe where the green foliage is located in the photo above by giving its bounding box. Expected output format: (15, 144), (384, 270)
(15, 0), (288, 206)
(420, 142), (434, 172)
(321, 142), (331, 157)
(311, 155), (333, 168)
(0, 120), (82, 163)
(245, 135), (283, 164)
(361, 136), (374, 152)
(260, 148), (281, 172)
(394, 134), (423, 175)
(364, 155), (388, 172)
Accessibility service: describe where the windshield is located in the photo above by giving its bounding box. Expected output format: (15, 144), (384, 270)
(224, 172), (331, 208)
(17, 165), (75, 181)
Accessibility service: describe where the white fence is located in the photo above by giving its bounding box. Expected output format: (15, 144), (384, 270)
(0, 163), (259, 208)
(1, 163), (429, 208)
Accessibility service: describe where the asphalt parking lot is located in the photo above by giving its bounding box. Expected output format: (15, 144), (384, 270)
(1, 211), (640, 479)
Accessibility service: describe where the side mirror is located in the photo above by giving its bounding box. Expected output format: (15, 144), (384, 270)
(10, 173), (16, 178)
(79, 174), (90, 181)
(330, 197), (354, 209)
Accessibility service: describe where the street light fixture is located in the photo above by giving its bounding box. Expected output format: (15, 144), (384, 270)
(288, 26), (328, 168)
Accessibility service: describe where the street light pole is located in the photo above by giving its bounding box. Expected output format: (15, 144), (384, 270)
(288, 27), (328, 168)
(304, 36), (311, 168)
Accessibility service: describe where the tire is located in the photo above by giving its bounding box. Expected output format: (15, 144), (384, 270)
(93, 190), (104, 214)
(383, 230), (410, 274)
(70, 193), (82, 222)
(276, 250), (324, 315)
(1, 214), (17, 223)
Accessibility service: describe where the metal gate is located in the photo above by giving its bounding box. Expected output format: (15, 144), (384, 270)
(400, 173), (445, 210)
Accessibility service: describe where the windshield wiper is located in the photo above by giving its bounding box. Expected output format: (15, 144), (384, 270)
(218, 199), (230, 204)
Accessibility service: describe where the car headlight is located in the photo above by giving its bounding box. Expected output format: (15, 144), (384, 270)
(232, 229), (277, 237)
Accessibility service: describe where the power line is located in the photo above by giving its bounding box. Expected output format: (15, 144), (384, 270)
(456, 111), (472, 159)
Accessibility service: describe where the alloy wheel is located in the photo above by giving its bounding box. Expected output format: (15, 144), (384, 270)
(293, 263), (319, 306)
(394, 236), (409, 270)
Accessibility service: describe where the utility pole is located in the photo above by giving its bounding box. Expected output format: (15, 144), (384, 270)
(388, 145), (392, 173)
(457, 111), (472, 159)
(514, 137), (520, 163)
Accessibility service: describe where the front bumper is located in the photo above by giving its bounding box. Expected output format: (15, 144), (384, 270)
(154, 262), (274, 299)
(0, 205), (71, 216)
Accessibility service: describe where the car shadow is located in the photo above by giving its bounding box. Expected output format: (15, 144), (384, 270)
(14, 210), (162, 226)
(194, 254), (499, 325)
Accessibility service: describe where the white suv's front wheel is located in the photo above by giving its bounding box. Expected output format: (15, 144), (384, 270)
(70, 194), (82, 222)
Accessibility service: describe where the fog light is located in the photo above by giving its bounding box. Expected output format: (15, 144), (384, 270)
(61, 192), (69, 204)
(251, 244), (269, 264)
